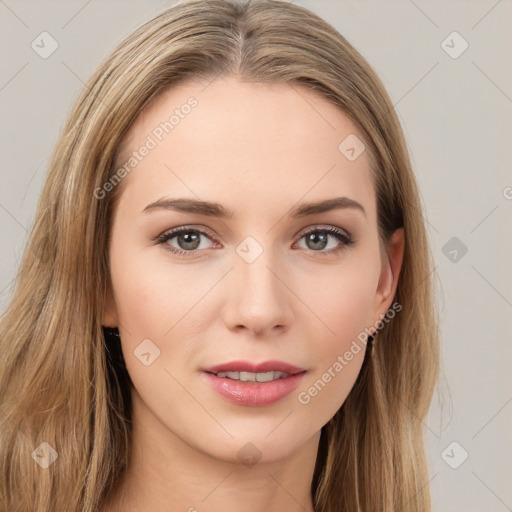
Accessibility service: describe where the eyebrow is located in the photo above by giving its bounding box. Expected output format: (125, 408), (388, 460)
(142, 196), (367, 219)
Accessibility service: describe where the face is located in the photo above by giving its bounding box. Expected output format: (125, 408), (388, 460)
(103, 75), (404, 464)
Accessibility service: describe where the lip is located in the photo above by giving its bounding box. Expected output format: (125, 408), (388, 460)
(201, 359), (306, 375)
(201, 371), (307, 407)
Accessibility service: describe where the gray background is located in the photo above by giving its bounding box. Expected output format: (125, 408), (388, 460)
(1, 1), (511, 510)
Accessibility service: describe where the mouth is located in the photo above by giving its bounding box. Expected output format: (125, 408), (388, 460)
(207, 370), (297, 382)
(200, 360), (308, 407)
(201, 359), (306, 376)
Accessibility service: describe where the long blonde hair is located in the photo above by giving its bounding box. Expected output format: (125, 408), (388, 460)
(0, 1), (440, 510)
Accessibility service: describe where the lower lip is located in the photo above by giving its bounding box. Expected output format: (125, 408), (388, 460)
(201, 371), (307, 407)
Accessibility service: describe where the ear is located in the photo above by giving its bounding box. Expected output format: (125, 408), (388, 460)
(372, 227), (405, 322)
(102, 277), (119, 328)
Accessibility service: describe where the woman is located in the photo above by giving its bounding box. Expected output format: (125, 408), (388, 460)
(0, 0), (440, 511)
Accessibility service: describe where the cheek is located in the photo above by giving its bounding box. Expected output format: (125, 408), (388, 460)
(292, 264), (377, 415)
(329, 282), (375, 341)
(107, 242), (223, 398)
(107, 243), (208, 411)
(108, 239), (210, 338)
(316, 280), (373, 373)
(303, 259), (379, 348)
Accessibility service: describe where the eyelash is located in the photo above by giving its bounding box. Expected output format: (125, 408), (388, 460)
(153, 225), (354, 258)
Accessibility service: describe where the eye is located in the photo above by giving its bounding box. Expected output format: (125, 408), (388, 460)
(153, 224), (354, 257)
(293, 226), (354, 255)
(154, 226), (217, 257)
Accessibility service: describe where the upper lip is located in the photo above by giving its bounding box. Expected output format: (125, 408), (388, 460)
(202, 360), (306, 375)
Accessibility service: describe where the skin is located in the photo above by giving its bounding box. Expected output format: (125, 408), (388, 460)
(100, 75), (404, 512)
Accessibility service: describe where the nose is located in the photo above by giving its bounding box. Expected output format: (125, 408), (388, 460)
(222, 245), (293, 337)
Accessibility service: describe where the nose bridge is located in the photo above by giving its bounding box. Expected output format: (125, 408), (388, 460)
(236, 234), (283, 303)
(224, 233), (291, 332)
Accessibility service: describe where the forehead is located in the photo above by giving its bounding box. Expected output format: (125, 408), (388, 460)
(113, 76), (376, 221)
